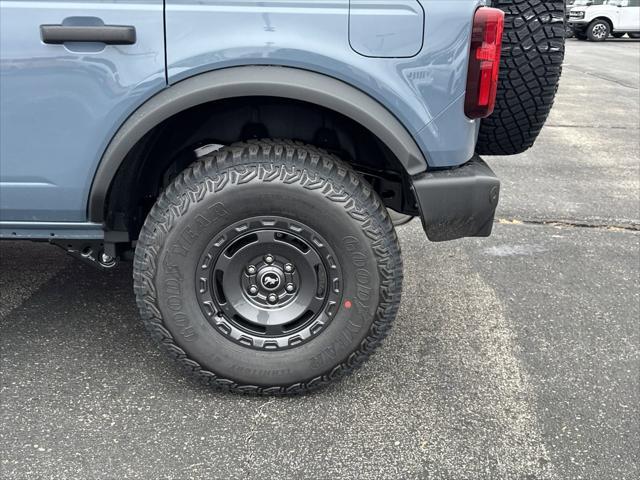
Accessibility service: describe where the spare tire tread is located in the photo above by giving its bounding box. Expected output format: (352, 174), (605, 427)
(476, 0), (565, 155)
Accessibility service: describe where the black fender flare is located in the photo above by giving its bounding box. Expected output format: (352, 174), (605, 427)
(88, 66), (428, 222)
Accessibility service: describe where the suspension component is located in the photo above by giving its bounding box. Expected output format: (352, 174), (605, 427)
(50, 239), (119, 270)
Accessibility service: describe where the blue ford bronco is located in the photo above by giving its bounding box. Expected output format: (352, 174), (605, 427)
(0, 0), (565, 394)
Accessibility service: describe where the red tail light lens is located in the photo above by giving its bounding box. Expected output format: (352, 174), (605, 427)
(464, 7), (505, 119)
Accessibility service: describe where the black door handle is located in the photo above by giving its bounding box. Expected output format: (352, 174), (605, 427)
(40, 25), (136, 45)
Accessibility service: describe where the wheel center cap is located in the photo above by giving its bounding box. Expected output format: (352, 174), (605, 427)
(258, 267), (283, 291)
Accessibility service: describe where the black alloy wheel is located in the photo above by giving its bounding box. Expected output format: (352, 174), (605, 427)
(196, 217), (343, 351)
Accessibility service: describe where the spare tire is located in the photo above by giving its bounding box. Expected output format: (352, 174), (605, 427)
(476, 0), (565, 155)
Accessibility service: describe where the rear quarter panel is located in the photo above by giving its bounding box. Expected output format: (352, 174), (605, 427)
(166, 0), (482, 168)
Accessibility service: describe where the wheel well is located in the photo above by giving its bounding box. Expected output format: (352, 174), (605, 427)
(591, 17), (614, 30)
(104, 96), (419, 239)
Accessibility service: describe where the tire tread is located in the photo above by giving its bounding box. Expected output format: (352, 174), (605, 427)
(476, 0), (566, 155)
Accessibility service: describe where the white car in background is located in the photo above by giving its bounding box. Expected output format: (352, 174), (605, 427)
(569, 0), (640, 41)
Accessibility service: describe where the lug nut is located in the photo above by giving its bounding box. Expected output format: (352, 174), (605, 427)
(267, 293), (278, 304)
(248, 285), (259, 295)
(264, 254), (274, 264)
(247, 265), (257, 275)
(285, 283), (296, 293)
(284, 263), (294, 273)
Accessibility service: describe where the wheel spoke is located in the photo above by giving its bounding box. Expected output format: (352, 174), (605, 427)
(255, 230), (276, 243)
(213, 253), (232, 271)
(264, 324), (285, 336)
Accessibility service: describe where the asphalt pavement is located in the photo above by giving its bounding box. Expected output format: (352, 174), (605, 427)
(1, 39), (639, 480)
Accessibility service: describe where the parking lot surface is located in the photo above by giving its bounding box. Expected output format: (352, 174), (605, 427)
(1, 39), (639, 480)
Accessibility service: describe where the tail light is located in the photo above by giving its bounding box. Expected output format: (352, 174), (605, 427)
(464, 7), (505, 119)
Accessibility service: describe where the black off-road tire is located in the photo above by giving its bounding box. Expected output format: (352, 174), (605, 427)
(628, 33), (640, 39)
(574, 31), (588, 40)
(133, 139), (403, 395)
(476, 0), (566, 155)
(587, 20), (610, 42)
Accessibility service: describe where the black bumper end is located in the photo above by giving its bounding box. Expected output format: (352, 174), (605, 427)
(411, 156), (500, 242)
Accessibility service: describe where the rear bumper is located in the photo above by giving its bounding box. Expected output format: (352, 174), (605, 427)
(411, 156), (500, 242)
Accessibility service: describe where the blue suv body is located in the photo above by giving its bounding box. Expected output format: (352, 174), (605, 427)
(0, 0), (565, 393)
(2, 0), (480, 230)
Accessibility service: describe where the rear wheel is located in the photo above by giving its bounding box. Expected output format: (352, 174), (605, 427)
(587, 20), (610, 42)
(133, 139), (403, 394)
(629, 33), (640, 39)
(575, 31), (588, 40)
(476, 0), (566, 156)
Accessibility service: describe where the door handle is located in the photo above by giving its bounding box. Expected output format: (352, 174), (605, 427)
(40, 24), (136, 45)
